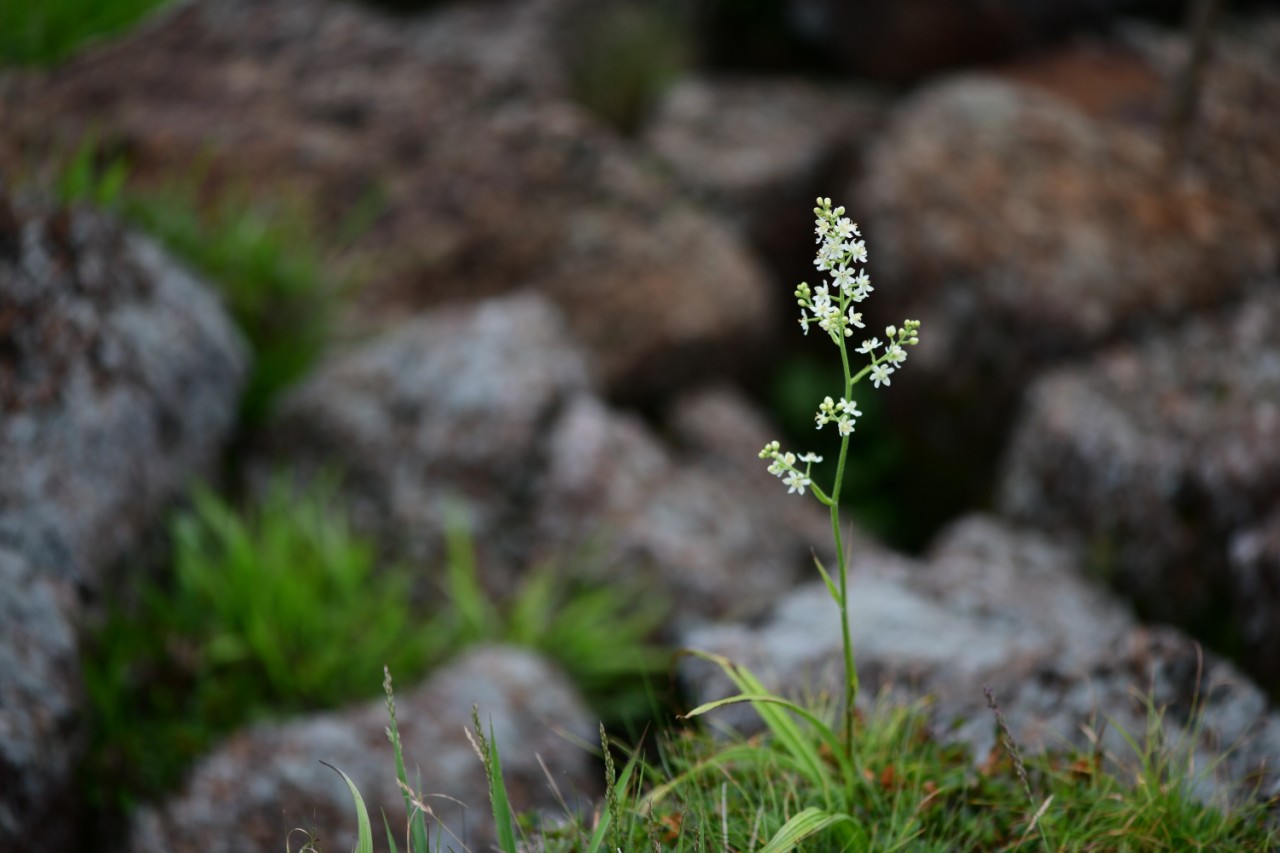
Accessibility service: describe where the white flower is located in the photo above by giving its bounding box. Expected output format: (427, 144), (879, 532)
(857, 338), (881, 355)
(848, 239), (868, 263)
(837, 416), (856, 436)
(797, 452), (824, 464)
(851, 272), (872, 301)
(830, 264), (855, 292)
(836, 398), (862, 418)
(885, 344), (907, 366)
(783, 470), (811, 495)
(870, 364), (894, 388)
(835, 217), (859, 240)
(811, 283), (831, 310)
(848, 308), (864, 329)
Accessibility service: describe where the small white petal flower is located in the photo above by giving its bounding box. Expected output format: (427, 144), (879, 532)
(848, 239), (868, 263)
(783, 471), (810, 495)
(870, 364), (894, 388)
(797, 452), (824, 463)
(830, 265), (855, 291)
(837, 416), (855, 436)
(885, 344), (907, 365)
(848, 309), (865, 329)
(836, 398), (862, 418)
(835, 217), (859, 240)
(857, 337), (881, 355)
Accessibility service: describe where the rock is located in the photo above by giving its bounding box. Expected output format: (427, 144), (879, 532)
(530, 393), (816, 629)
(253, 292), (590, 579)
(0, 201), (249, 586)
(663, 384), (844, 556)
(0, 0), (774, 402)
(0, 548), (82, 853)
(681, 516), (1280, 802)
(998, 288), (1280, 691)
(643, 76), (885, 273)
(258, 300), (825, 630)
(1132, 14), (1280, 243)
(855, 75), (1274, 506)
(0, 193), (247, 851)
(127, 645), (599, 853)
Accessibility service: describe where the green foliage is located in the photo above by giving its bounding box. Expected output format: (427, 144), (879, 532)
(81, 481), (667, 813)
(563, 1), (693, 135)
(57, 142), (341, 424)
(551, 682), (1277, 851)
(441, 507), (670, 727)
(0, 0), (171, 66)
(334, 670), (1277, 852)
(81, 480), (446, 807)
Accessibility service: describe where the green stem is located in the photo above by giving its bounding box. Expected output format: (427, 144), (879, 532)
(831, 340), (859, 761)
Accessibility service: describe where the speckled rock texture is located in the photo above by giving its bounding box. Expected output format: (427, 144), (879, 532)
(0, 191), (246, 851)
(998, 288), (1280, 691)
(855, 74), (1275, 502)
(0, 547), (82, 852)
(681, 516), (1280, 804)
(128, 645), (599, 853)
(643, 76), (884, 272)
(0, 0), (773, 402)
(254, 292), (591, 578)
(1133, 14), (1280, 245)
(0, 198), (248, 586)
(530, 392), (824, 629)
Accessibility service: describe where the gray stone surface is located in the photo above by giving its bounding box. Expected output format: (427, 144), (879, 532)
(255, 292), (590, 579)
(128, 646), (599, 853)
(0, 548), (82, 851)
(999, 288), (1280, 691)
(681, 516), (1280, 803)
(0, 193), (247, 852)
(530, 393), (816, 628)
(0, 204), (248, 587)
(643, 76), (884, 270)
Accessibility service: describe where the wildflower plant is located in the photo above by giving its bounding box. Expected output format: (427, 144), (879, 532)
(758, 199), (919, 751)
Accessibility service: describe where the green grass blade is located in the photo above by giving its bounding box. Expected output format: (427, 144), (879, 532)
(483, 720), (519, 853)
(757, 807), (855, 853)
(320, 761), (373, 853)
(682, 650), (840, 805)
(381, 810), (399, 853)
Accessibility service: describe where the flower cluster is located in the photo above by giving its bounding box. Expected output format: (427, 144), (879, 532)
(762, 198), (921, 499)
(759, 441), (823, 496)
(796, 198), (874, 342)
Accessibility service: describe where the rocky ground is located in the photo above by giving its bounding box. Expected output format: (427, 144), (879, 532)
(2, 1), (1278, 851)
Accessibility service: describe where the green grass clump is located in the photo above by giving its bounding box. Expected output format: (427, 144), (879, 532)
(0, 0), (172, 66)
(57, 144), (343, 423)
(81, 480), (444, 807)
(329, 660), (1277, 851)
(81, 482), (667, 814)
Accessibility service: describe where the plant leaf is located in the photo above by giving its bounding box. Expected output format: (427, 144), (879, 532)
(321, 761), (373, 853)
